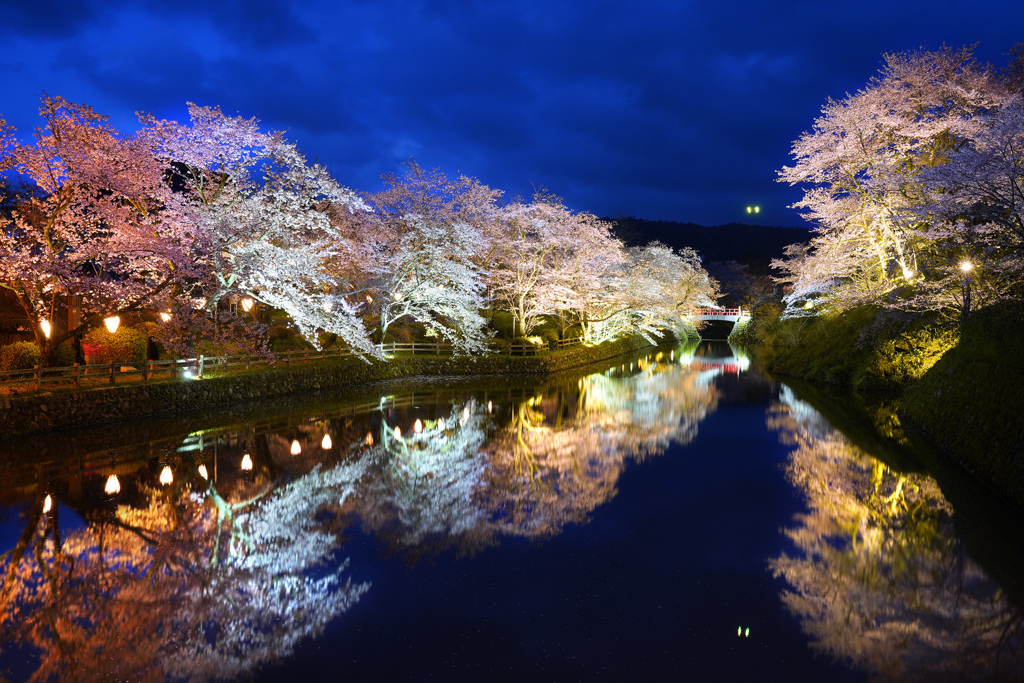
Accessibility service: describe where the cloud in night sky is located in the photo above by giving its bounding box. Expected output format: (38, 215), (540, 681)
(2, 0), (1023, 226)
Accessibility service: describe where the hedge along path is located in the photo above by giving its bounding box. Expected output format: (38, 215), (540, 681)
(0, 336), (657, 439)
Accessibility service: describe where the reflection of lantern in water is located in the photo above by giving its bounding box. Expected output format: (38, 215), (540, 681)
(291, 439), (302, 455)
(321, 434), (332, 450)
(198, 464), (209, 480)
(43, 495), (52, 514)
(414, 419), (422, 433)
(461, 407), (470, 425)
(241, 454), (253, 470)
(365, 432), (374, 446)
(487, 401), (492, 414)
(437, 417), (445, 431)
(393, 426), (402, 439)
(105, 475), (121, 494)
(159, 466), (173, 485)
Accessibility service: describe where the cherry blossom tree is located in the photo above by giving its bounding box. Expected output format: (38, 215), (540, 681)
(487, 195), (626, 339)
(0, 96), (202, 365)
(359, 163), (500, 353)
(584, 243), (716, 343)
(776, 47), (1001, 317)
(141, 104), (379, 358)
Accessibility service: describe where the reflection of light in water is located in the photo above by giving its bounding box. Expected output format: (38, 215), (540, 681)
(105, 475), (121, 494)
(159, 466), (173, 485)
(291, 439), (302, 455)
(321, 434), (332, 450)
(241, 454), (253, 470)
(43, 495), (52, 514)
(198, 465), (209, 480)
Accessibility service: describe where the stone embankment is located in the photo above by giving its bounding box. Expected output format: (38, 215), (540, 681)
(0, 337), (652, 439)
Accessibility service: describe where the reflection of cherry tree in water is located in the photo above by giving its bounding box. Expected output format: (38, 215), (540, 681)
(484, 355), (718, 538)
(769, 388), (1024, 682)
(0, 454), (371, 681)
(352, 400), (492, 557)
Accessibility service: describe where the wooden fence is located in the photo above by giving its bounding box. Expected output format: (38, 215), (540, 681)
(0, 337), (584, 394)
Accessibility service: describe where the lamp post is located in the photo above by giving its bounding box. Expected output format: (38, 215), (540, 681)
(960, 260), (973, 323)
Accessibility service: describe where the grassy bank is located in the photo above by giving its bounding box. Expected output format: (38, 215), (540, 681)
(900, 300), (1024, 506)
(740, 303), (957, 391)
(0, 335), (660, 440)
(742, 300), (1024, 509)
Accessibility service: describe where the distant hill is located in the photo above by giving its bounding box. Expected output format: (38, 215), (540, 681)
(607, 217), (812, 267)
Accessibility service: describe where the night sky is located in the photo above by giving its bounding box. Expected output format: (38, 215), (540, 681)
(2, 0), (1023, 227)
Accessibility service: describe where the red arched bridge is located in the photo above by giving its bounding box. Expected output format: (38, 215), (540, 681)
(691, 307), (749, 322)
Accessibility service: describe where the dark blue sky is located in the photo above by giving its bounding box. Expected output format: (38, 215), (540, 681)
(2, 0), (1022, 226)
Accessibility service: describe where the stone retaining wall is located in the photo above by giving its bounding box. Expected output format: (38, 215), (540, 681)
(0, 336), (653, 439)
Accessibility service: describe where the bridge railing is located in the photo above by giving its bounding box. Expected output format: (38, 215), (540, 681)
(691, 307), (744, 317)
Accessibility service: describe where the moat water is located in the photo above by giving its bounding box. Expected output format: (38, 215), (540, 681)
(1, 341), (1021, 681)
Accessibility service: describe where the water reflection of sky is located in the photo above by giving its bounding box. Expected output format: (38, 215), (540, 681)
(0, 342), (1019, 681)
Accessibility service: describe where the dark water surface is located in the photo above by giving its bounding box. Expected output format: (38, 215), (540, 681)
(1, 341), (1021, 682)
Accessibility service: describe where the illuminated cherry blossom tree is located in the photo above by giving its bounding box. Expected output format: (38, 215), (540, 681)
(0, 96), (202, 364)
(776, 47), (1001, 317)
(360, 163), (501, 353)
(142, 104), (379, 357)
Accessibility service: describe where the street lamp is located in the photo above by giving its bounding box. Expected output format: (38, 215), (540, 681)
(960, 260), (973, 322)
(104, 316), (121, 334)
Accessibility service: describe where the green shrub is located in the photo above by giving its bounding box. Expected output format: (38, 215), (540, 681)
(55, 340), (76, 367)
(0, 341), (41, 371)
(84, 326), (147, 364)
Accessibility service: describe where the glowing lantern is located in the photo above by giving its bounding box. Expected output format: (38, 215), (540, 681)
(160, 312), (172, 322)
(105, 475), (121, 494)
(414, 419), (423, 433)
(365, 432), (374, 446)
(159, 466), (173, 485)
(241, 454), (253, 471)
(43, 495), (52, 514)
(198, 464), (209, 480)
(40, 320), (51, 339)
(241, 297), (254, 312)
(104, 316), (120, 334)
(291, 439), (302, 455)
(321, 434), (332, 450)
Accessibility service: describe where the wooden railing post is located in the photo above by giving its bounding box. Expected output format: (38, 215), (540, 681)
(108, 363), (115, 384)
(34, 365), (40, 390)
(74, 363), (80, 388)
(246, 354), (251, 371)
(199, 355), (205, 379)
